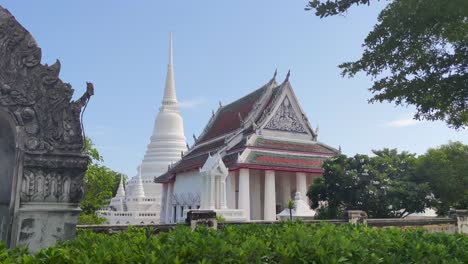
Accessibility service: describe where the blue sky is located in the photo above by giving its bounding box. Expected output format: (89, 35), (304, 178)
(3, 1), (466, 177)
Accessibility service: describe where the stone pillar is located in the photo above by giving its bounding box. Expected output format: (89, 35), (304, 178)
(0, 6), (96, 252)
(186, 210), (217, 230)
(296, 172), (307, 203)
(264, 170), (276, 221)
(449, 209), (468, 234)
(238, 168), (250, 221)
(345, 210), (368, 224)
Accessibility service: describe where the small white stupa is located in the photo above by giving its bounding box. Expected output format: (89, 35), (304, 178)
(99, 33), (187, 225)
(278, 192), (316, 221)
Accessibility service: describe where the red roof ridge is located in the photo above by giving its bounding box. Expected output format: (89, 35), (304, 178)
(195, 77), (277, 144)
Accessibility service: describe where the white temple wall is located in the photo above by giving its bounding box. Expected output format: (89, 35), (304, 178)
(173, 171), (203, 196)
(170, 171), (203, 223)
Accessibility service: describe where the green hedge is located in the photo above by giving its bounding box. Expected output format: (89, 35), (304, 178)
(1, 222), (467, 263)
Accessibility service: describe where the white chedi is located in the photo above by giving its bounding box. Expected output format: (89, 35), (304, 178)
(277, 192), (316, 220)
(98, 33), (187, 225)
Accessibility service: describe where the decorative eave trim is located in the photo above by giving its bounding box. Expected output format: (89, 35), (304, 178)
(230, 163), (324, 174)
(245, 146), (336, 157)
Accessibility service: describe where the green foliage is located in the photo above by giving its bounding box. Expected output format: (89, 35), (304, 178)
(306, 0), (468, 129)
(216, 215), (226, 223)
(77, 213), (108, 225)
(416, 141), (468, 215)
(79, 138), (124, 224)
(306, 0), (376, 17)
(1, 223), (467, 263)
(308, 150), (432, 218)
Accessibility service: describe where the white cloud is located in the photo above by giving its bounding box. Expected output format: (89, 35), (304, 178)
(384, 117), (420, 128)
(178, 98), (205, 109)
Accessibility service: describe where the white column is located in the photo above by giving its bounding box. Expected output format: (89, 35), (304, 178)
(238, 168), (250, 221)
(209, 174), (215, 210)
(165, 182), (174, 223)
(159, 183), (168, 223)
(282, 176), (291, 206)
(220, 176), (227, 209)
(264, 170), (276, 221)
(296, 172), (307, 203)
(200, 174), (206, 208)
(226, 171), (236, 209)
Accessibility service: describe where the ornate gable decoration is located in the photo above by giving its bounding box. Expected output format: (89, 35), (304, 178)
(0, 7), (93, 154)
(264, 96), (307, 134)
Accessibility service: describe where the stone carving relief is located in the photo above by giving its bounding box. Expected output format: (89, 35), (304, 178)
(0, 7), (93, 154)
(264, 97), (307, 134)
(0, 5), (93, 250)
(20, 168), (84, 203)
(0, 6), (92, 203)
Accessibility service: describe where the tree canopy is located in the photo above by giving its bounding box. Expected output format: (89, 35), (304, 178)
(306, 0), (468, 129)
(416, 141), (468, 215)
(307, 149), (432, 218)
(79, 138), (125, 224)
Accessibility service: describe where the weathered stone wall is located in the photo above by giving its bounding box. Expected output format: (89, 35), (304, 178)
(77, 215), (466, 235)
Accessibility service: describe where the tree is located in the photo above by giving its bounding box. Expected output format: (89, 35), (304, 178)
(306, 0), (468, 129)
(307, 150), (432, 218)
(416, 141), (468, 215)
(78, 138), (124, 224)
(287, 199), (295, 220)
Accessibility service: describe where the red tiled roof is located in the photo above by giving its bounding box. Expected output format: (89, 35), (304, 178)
(243, 151), (326, 170)
(254, 138), (337, 154)
(183, 139), (226, 160)
(197, 85), (269, 144)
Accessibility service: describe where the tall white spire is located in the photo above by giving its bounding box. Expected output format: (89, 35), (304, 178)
(162, 32), (177, 107)
(139, 32), (187, 191)
(115, 175), (126, 198)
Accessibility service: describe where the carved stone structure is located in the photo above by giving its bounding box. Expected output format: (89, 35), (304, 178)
(0, 6), (92, 251)
(185, 210), (217, 230)
(345, 210), (368, 224)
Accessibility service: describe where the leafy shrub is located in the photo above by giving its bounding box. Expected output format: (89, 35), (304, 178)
(1, 223), (467, 263)
(77, 213), (108, 225)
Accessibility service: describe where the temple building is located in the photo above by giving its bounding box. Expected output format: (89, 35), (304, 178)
(156, 71), (340, 223)
(99, 34), (187, 225)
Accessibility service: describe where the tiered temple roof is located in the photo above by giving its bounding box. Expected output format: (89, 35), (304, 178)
(156, 73), (339, 183)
